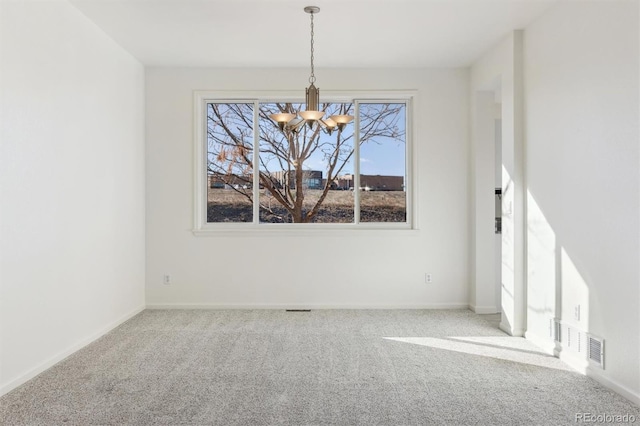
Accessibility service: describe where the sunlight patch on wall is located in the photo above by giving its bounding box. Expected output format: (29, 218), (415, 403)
(561, 247), (590, 331)
(501, 165), (515, 332)
(526, 190), (557, 337)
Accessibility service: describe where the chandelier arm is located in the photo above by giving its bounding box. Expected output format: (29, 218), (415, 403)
(269, 7), (325, 127)
(290, 119), (305, 132)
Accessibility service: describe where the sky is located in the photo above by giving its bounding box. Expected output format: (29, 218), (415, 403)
(359, 134), (406, 176)
(305, 103), (406, 177)
(209, 102), (406, 179)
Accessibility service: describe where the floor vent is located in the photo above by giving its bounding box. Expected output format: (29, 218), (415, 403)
(587, 335), (604, 368)
(286, 309), (311, 312)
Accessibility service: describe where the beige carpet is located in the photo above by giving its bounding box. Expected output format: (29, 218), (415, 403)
(1, 309), (638, 425)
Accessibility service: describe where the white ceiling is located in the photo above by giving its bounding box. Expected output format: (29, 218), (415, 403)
(69, 0), (558, 68)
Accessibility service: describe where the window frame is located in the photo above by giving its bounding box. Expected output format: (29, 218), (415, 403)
(193, 90), (417, 234)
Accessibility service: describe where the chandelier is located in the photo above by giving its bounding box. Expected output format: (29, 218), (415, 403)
(269, 6), (354, 134)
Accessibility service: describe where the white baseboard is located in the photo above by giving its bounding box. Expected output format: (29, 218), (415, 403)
(145, 303), (471, 310)
(0, 305), (145, 398)
(469, 304), (500, 314)
(526, 331), (640, 406)
(584, 366), (640, 406)
(558, 349), (640, 406)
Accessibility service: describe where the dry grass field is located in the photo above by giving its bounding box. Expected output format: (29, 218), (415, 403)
(207, 188), (406, 223)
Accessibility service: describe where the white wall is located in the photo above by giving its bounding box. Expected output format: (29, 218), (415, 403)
(0, 0), (146, 395)
(524, 1), (639, 401)
(470, 32), (526, 335)
(469, 90), (500, 313)
(145, 68), (469, 308)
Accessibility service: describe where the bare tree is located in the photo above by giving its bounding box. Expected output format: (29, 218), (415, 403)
(207, 102), (404, 223)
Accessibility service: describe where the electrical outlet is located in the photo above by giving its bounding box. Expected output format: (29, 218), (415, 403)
(163, 274), (171, 285)
(425, 273), (432, 284)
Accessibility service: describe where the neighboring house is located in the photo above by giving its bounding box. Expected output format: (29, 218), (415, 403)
(209, 170), (325, 190)
(208, 172), (252, 189)
(270, 170), (324, 190)
(335, 174), (404, 191)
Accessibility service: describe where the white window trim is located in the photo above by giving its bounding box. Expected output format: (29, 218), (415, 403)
(193, 90), (418, 235)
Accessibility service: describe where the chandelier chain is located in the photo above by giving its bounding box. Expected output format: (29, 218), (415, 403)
(309, 12), (316, 85)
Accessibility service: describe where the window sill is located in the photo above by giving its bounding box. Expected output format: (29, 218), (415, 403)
(192, 223), (418, 237)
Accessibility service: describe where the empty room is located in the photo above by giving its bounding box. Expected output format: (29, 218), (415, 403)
(1, 0), (639, 424)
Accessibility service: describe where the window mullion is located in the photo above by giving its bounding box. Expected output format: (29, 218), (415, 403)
(196, 98), (208, 230)
(252, 101), (260, 224)
(405, 98), (412, 227)
(354, 101), (361, 225)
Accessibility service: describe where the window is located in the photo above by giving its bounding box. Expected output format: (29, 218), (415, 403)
(206, 102), (254, 223)
(194, 92), (414, 231)
(358, 102), (407, 223)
